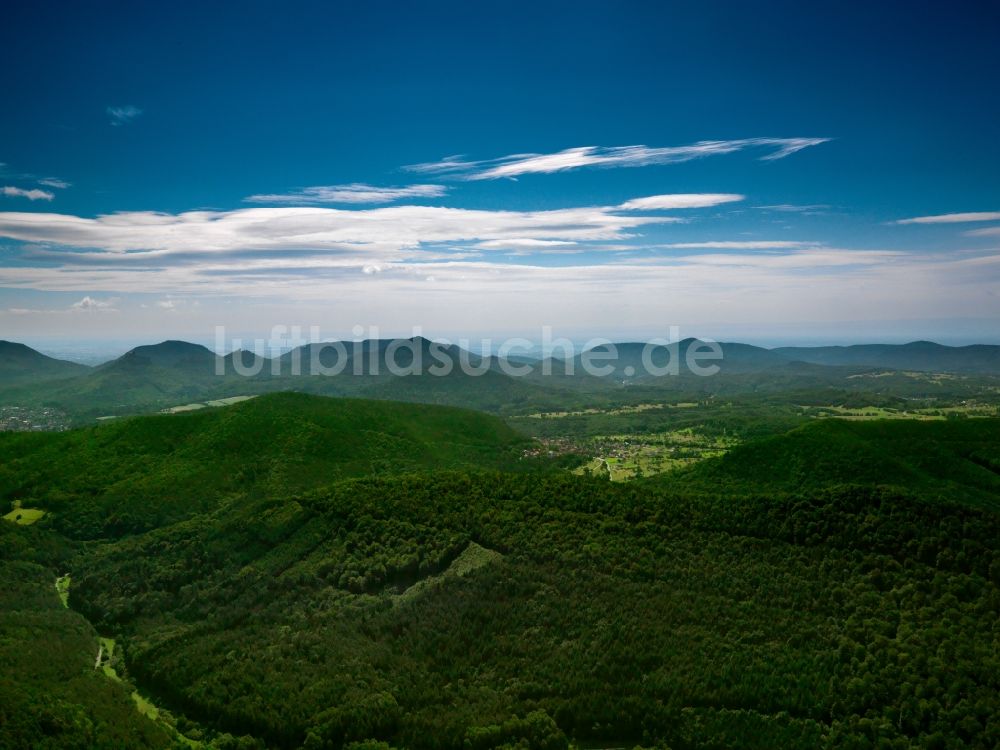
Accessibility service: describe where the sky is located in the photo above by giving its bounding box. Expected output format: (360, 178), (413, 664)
(1, 0), (999, 354)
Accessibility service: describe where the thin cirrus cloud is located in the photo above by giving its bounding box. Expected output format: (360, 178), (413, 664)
(894, 211), (1000, 225)
(405, 138), (830, 180)
(107, 105), (143, 126)
(37, 178), (71, 189)
(655, 240), (819, 250)
(474, 239), (579, 249)
(757, 204), (831, 215)
(0, 163), (71, 192)
(617, 193), (744, 210)
(244, 183), (448, 205)
(966, 226), (1000, 238)
(2, 186), (55, 201)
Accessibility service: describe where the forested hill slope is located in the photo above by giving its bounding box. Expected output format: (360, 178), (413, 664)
(2, 395), (999, 748)
(674, 417), (1000, 507)
(63, 472), (1000, 749)
(0, 392), (530, 538)
(0, 340), (91, 384)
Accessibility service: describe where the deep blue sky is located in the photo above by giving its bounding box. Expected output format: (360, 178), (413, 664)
(1, 0), (999, 348)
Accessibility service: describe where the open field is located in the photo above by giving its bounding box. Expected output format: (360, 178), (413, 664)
(397, 542), (503, 603)
(3, 507), (45, 525)
(806, 403), (1000, 420)
(847, 370), (964, 383)
(162, 394), (256, 414)
(524, 401), (700, 419)
(96, 636), (119, 679)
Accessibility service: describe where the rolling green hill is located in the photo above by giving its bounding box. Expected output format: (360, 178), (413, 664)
(676, 417), (1000, 507)
(2, 394), (999, 748)
(0, 340), (91, 385)
(0, 392), (530, 538)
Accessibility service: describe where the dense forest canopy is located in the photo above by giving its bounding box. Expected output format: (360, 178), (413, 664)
(2, 390), (999, 748)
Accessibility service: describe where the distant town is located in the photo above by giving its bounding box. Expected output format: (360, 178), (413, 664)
(0, 406), (71, 432)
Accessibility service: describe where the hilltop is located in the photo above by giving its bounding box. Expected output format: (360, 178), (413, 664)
(0, 339), (576, 421)
(0, 340), (91, 384)
(0, 392), (530, 537)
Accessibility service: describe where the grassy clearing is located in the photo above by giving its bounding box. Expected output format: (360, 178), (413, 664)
(397, 542), (502, 603)
(847, 370), (963, 383)
(524, 401), (699, 419)
(805, 403), (999, 421)
(93, 633), (198, 745)
(97, 636), (119, 680)
(163, 403), (207, 413)
(163, 395), (257, 414)
(131, 691), (159, 721)
(205, 395), (256, 407)
(3, 507), (45, 525)
(572, 428), (739, 481)
(55, 575), (70, 607)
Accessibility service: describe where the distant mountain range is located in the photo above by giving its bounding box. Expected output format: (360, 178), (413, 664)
(774, 340), (1000, 373)
(9, 337), (1000, 377)
(2, 337), (1000, 423)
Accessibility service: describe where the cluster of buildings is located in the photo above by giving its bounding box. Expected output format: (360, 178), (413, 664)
(0, 406), (70, 432)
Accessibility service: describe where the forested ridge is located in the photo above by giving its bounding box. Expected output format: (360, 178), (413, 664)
(1, 394), (999, 748)
(675, 418), (1000, 509)
(0, 393), (531, 538)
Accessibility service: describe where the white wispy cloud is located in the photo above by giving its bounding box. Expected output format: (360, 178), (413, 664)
(474, 239), (579, 249)
(5, 296), (119, 315)
(107, 105), (143, 126)
(4, 189), (996, 333)
(244, 183), (448, 205)
(894, 211), (1000, 225)
(671, 249), (905, 268)
(0, 201), (686, 258)
(655, 240), (818, 250)
(0, 163), (70, 191)
(70, 296), (118, 311)
(2, 251), (997, 338)
(966, 226), (1000, 238)
(757, 204), (830, 214)
(405, 138), (830, 180)
(2, 186), (55, 201)
(618, 193), (744, 210)
(37, 178), (71, 189)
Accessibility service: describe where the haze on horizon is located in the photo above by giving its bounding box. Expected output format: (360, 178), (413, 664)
(1, 1), (999, 348)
